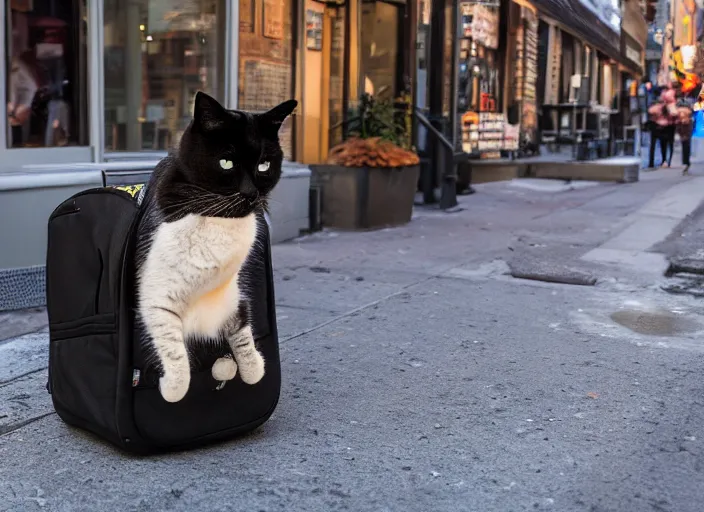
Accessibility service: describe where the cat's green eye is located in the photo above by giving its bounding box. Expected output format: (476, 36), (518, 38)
(258, 161), (270, 173)
(219, 159), (233, 170)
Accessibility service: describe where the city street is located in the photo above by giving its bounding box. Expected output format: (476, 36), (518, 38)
(2, 167), (704, 511)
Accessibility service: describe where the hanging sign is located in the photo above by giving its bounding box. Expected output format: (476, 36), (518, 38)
(470, 4), (499, 49)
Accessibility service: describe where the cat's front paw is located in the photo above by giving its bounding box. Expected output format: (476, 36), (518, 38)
(159, 371), (190, 403)
(238, 349), (265, 385)
(212, 356), (237, 381)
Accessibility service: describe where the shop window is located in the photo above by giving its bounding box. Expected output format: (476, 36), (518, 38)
(238, 0), (294, 160)
(559, 32), (574, 103)
(103, 0), (226, 152)
(361, 1), (401, 101)
(536, 20), (549, 105)
(5, 0), (88, 148)
(456, 2), (501, 114)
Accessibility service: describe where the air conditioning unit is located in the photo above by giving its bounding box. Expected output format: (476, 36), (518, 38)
(569, 74), (582, 102)
(568, 74), (590, 104)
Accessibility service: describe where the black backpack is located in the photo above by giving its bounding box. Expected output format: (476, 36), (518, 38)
(45, 171), (281, 453)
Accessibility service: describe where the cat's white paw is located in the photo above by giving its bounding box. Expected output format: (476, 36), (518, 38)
(238, 350), (265, 385)
(159, 371), (190, 403)
(212, 356), (237, 381)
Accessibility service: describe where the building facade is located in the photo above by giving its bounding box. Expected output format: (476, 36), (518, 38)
(1, 0), (420, 311)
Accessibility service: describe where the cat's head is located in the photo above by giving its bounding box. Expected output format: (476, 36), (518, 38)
(172, 91), (297, 218)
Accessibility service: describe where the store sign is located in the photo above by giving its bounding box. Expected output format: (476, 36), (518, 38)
(461, 112), (516, 154)
(460, 3), (499, 49)
(625, 44), (641, 64)
(577, 0), (621, 34)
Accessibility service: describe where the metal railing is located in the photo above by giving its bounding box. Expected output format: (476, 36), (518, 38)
(414, 109), (466, 210)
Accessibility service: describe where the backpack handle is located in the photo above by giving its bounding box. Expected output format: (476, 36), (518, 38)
(101, 169), (154, 187)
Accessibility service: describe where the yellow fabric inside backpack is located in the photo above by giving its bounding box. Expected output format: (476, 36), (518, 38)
(111, 184), (145, 198)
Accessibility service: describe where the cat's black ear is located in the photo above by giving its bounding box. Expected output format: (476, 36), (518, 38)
(193, 91), (229, 132)
(260, 99), (298, 130)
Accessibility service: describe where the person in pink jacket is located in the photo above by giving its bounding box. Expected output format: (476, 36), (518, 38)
(647, 87), (676, 168)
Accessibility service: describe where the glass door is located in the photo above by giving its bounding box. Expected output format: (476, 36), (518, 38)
(360, 0), (401, 100)
(301, 0), (348, 163)
(326, 4), (346, 152)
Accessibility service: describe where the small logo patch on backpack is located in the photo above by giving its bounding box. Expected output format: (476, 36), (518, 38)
(132, 369), (141, 387)
(111, 184), (145, 198)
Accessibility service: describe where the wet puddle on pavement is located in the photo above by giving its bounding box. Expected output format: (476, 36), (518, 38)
(610, 309), (701, 337)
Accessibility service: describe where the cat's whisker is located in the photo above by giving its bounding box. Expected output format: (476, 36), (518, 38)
(202, 201), (226, 218)
(163, 196), (210, 212)
(211, 202), (232, 218)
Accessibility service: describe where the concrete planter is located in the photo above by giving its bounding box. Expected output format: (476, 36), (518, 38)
(310, 164), (420, 230)
(267, 164), (312, 243)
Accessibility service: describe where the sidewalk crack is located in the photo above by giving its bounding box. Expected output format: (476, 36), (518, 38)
(0, 412), (55, 437)
(0, 367), (47, 388)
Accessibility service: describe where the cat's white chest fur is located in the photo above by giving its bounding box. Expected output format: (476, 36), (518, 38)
(139, 213), (257, 340)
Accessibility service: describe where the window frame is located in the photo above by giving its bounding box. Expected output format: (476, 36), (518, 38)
(0, 0), (240, 173)
(0, 0), (302, 175)
(102, 0), (234, 159)
(0, 0), (95, 173)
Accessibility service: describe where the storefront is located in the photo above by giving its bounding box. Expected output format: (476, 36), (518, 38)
(530, 0), (648, 158)
(506, 0), (539, 149)
(457, 0), (516, 158)
(537, 22), (615, 157)
(416, 0), (519, 162)
(0, 0), (421, 311)
(296, 0), (416, 165)
(0, 0), (311, 311)
(616, 0), (647, 154)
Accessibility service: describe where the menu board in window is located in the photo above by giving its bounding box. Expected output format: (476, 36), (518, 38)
(461, 112), (516, 154)
(461, 111), (480, 154)
(477, 112), (504, 152)
(241, 59), (294, 158)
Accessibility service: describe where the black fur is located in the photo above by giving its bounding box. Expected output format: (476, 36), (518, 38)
(135, 91), (296, 269)
(150, 92), (297, 223)
(133, 92), (296, 374)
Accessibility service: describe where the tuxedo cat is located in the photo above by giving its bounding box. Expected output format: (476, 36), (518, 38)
(134, 92), (297, 403)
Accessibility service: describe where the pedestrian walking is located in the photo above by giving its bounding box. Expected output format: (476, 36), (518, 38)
(692, 86), (704, 162)
(647, 92), (671, 168)
(676, 101), (693, 174)
(661, 86), (678, 167)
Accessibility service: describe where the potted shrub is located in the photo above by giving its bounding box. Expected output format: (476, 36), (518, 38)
(310, 94), (420, 230)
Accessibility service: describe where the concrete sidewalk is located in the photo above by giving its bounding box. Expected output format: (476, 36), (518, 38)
(2, 169), (704, 511)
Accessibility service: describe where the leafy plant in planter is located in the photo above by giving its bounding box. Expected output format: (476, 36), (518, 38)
(326, 94), (419, 168)
(313, 94), (421, 231)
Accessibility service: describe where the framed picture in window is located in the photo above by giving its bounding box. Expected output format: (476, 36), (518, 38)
(306, 10), (323, 51)
(263, 0), (284, 40)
